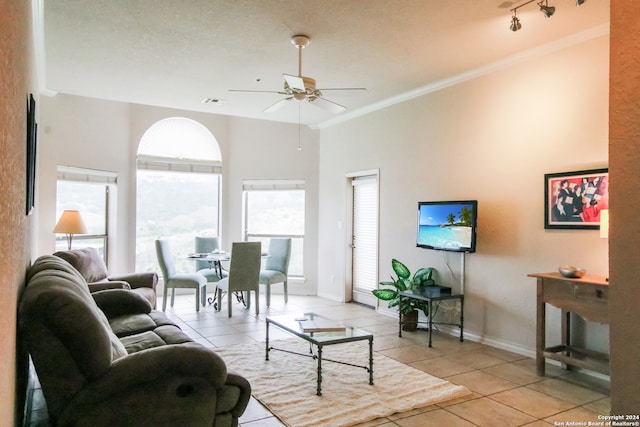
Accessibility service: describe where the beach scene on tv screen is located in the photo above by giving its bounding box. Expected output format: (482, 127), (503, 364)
(418, 203), (474, 250)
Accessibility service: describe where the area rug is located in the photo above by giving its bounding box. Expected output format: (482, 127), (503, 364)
(216, 339), (471, 427)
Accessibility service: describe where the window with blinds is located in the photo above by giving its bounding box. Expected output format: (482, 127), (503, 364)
(352, 176), (378, 295)
(55, 166), (115, 262)
(242, 180), (305, 277)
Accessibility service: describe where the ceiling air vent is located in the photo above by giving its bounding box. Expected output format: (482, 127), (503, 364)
(201, 98), (226, 105)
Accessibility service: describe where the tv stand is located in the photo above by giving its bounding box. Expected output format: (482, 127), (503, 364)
(398, 289), (463, 347)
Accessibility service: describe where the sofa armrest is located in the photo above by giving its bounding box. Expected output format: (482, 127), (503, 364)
(108, 272), (158, 291)
(92, 289), (152, 317)
(88, 281), (131, 292)
(58, 344), (239, 425)
(219, 371), (252, 419)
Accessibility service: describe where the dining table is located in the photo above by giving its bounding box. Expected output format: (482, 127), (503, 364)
(186, 250), (268, 309)
(186, 251), (232, 308)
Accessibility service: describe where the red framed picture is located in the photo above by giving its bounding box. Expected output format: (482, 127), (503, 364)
(544, 168), (608, 230)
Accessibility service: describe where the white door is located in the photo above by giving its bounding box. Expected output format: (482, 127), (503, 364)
(351, 175), (378, 306)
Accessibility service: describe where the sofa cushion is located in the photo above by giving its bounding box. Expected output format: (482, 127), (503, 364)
(119, 325), (194, 354)
(119, 331), (168, 353)
(54, 247), (109, 283)
(92, 289), (152, 319)
(110, 314), (159, 338)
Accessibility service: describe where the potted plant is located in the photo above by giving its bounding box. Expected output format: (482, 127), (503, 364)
(372, 259), (435, 331)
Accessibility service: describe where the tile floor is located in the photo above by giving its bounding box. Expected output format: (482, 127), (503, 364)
(27, 293), (611, 426)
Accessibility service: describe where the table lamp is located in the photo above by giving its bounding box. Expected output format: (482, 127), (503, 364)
(53, 210), (88, 250)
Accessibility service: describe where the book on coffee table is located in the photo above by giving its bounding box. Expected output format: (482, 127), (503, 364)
(297, 317), (346, 333)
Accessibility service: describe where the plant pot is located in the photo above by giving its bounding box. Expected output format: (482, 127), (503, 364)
(401, 310), (419, 331)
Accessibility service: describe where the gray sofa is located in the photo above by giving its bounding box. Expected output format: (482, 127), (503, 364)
(19, 255), (251, 427)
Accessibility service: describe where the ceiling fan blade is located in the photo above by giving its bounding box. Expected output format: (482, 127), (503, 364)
(317, 87), (367, 92)
(229, 89), (287, 94)
(318, 88), (367, 97)
(264, 97), (293, 113)
(307, 96), (346, 114)
(283, 74), (305, 91)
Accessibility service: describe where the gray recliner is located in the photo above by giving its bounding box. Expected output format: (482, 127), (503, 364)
(19, 255), (251, 427)
(54, 247), (158, 308)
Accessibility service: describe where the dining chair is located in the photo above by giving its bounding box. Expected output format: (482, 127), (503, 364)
(194, 236), (228, 283)
(259, 238), (292, 307)
(156, 239), (208, 312)
(216, 242), (261, 317)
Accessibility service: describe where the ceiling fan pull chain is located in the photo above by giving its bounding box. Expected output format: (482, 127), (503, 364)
(297, 102), (302, 151)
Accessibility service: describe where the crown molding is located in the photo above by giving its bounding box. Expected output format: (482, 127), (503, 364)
(313, 23), (609, 130)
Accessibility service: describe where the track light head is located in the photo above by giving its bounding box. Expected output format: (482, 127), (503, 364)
(510, 15), (522, 31)
(539, 1), (555, 18)
(576, 0), (586, 5)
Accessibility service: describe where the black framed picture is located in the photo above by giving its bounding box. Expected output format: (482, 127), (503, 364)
(544, 168), (608, 230)
(26, 94), (37, 215)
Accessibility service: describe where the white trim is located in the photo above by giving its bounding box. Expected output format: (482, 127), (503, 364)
(32, 0), (57, 97)
(314, 23), (609, 130)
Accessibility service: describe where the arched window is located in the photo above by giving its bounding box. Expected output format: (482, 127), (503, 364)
(135, 117), (222, 273)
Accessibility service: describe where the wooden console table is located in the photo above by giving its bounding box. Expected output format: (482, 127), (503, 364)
(528, 272), (609, 376)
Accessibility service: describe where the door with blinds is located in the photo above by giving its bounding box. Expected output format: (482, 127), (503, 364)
(351, 175), (378, 306)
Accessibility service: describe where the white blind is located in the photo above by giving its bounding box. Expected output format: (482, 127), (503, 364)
(352, 176), (378, 292)
(242, 179), (305, 191)
(57, 166), (117, 184)
(137, 155), (222, 174)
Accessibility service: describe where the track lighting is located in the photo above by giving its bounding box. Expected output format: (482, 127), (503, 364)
(576, 0), (586, 5)
(538, 1), (555, 18)
(508, 0), (567, 31)
(510, 15), (522, 32)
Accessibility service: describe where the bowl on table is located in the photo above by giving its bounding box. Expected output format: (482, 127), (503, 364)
(558, 265), (586, 278)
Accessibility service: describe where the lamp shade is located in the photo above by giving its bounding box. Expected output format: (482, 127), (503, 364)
(53, 210), (88, 235)
(599, 209), (609, 239)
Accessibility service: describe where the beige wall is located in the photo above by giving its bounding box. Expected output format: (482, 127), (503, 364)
(1, 0), (32, 425)
(319, 35), (610, 354)
(37, 95), (132, 272)
(36, 98), (321, 295)
(609, 0), (640, 414)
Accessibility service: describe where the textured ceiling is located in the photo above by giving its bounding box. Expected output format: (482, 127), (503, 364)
(42, 0), (610, 127)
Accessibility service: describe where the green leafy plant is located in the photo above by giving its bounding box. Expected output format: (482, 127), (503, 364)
(372, 259), (435, 316)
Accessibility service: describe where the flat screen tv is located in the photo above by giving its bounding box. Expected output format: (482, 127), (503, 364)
(417, 200), (478, 253)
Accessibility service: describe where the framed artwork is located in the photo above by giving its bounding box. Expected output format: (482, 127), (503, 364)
(544, 168), (608, 230)
(26, 93), (37, 215)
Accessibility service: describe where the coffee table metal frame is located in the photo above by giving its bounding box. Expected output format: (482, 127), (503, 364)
(265, 313), (374, 396)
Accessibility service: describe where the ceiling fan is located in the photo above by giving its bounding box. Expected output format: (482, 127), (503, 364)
(230, 35), (366, 114)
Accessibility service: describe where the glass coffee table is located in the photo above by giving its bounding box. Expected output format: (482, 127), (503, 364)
(265, 312), (374, 395)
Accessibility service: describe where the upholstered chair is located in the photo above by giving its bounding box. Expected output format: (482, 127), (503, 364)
(54, 247), (158, 308)
(194, 236), (228, 283)
(259, 238), (292, 307)
(156, 239), (208, 312)
(216, 242), (261, 317)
